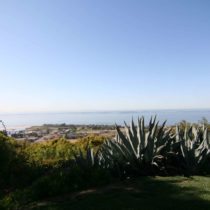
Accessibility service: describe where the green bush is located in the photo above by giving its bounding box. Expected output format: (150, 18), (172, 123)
(0, 164), (112, 209)
(24, 138), (78, 166)
(0, 133), (41, 199)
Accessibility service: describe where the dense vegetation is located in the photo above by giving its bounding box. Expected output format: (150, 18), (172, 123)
(0, 117), (210, 210)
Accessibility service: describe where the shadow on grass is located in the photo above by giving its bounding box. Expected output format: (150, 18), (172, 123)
(26, 176), (210, 210)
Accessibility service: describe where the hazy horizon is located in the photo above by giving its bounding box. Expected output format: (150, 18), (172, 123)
(1, 109), (210, 130)
(1, 107), (210, 115)
(1, 0), (210, 113)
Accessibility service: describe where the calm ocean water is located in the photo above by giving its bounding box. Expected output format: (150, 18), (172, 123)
(0, 109), (210, 130)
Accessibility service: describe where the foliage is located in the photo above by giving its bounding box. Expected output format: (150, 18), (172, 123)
(96, 117), (210, 177)
(75, 134), (107, 150)
(0, 161), (112, 210)
(1, 117), (210, 209)
(23, 135), (106, 167)
(24, 138), (78, 166)
(173, 125), (210, 176)
(0, 133), (35, 194)
(98, 117), (174, 176)
(0, 133), (110, 209)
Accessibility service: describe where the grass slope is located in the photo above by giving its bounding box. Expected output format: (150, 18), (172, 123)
(26, 176), (210, 210)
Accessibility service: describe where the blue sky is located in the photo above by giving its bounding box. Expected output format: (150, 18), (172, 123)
(0, 0), (210, 113)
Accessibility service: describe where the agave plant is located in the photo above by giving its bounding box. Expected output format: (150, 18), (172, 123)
(73, 147), (112, 186)
(175, 124), (210, 175)
(73, 146), (103, 170)
(74, 118), (210, 177)
(74, 147), (94, 169)
(99, 116), (174, 176)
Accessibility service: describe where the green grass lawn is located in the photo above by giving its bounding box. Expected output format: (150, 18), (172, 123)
(25, 176), (210, 210)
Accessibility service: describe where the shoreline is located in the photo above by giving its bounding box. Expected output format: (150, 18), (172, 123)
(1, 109), (210, 131)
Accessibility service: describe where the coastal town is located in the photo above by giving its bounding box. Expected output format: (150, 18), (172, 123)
(7, 124), (116, 142)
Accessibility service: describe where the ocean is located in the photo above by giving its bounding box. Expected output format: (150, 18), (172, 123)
(0, 109), (210, 130)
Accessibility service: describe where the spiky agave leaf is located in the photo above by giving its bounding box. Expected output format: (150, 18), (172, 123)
(99, 116), (174, 175)
(176, 124), (210, 175)
(74, 147), (98, 170)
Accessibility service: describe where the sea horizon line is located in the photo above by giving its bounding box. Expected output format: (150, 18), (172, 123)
(0, 108), (210, 115)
